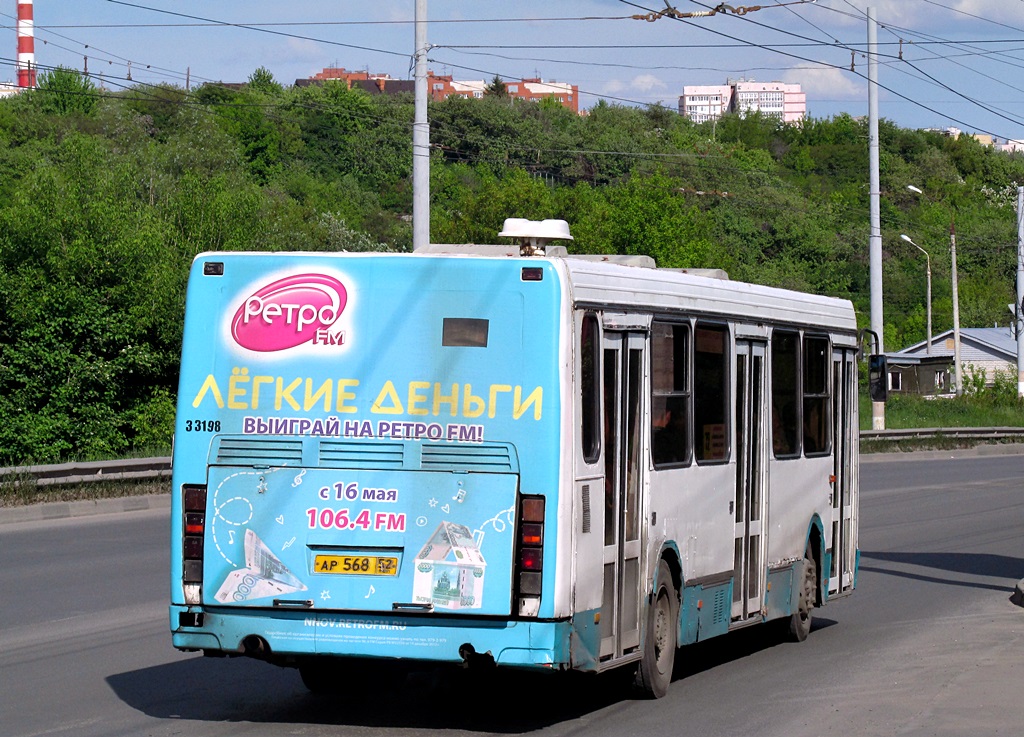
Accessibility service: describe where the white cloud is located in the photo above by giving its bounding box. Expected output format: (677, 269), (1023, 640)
(599, 75), (667, 103)
(954, 0), (1024, 23)
(784, 66), (864, 100)
(285, 38), (325, 63)
(822, 0), (1016, 29)
(632, 74), (668, 93)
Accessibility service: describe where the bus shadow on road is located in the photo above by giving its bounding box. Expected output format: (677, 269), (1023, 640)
(109, 620), (832, 732)
(859, 550), (1023, 593)
(108, 655), (636, 732)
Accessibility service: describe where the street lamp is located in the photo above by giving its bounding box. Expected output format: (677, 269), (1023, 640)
(900, 234), (932, 355)
(906, 184), (962, 394)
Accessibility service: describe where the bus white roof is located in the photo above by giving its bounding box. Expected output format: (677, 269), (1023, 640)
(560, 257), (857, 334)
(192, 247), (857, 334)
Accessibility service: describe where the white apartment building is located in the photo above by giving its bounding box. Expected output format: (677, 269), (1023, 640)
(734, 81), (806, 122)
(678, 84), (732, 124)
(679, 79), (806, 124)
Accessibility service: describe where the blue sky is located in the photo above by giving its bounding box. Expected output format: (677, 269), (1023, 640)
(11, 1), (1024, 140)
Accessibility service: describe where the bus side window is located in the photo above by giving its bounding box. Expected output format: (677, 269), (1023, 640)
(803, 336), (831, 455)
(771, 331), (799, 458)
(651, 321), (691, 467)
(580, 313), (601, 464)
(694, 323), (728, 463)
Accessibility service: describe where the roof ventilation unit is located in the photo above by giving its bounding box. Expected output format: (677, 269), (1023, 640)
(498, 218), (573, 257)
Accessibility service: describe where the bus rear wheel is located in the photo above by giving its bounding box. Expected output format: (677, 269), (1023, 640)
(635, 566), (677, 698)
(787, 547), (816, 642)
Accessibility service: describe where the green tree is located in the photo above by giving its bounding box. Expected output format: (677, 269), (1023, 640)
(32, 66), (98, 116)
(119, 83), (189, 140)
(248, 66), (283, 96)
(485, 75), (508, 97)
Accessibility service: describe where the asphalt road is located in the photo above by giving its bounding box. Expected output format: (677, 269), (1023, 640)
(1, 450), (1022, 737)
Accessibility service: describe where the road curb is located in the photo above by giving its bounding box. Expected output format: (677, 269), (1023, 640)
(860, 442), (1024, 463)
(0, 494), (170, 525)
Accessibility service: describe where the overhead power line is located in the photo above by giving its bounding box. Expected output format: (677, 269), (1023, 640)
(919, 0), (1024, 35)
(618, 0), (1021, 139)
(103, 0), (412, 60)
(13, 15), (642, 30)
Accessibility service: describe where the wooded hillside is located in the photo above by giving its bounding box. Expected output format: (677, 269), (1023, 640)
(1, 66), (1021, 464)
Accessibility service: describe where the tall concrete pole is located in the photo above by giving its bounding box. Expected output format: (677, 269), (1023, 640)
(923, 249), (932, 355)
(412, 0), (429, 251)
(950, 219), (963, 395)
(868, 8), (885, 428)
(1017, 187), (1024, 397)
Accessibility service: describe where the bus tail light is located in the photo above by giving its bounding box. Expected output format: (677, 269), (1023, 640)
(520, 547), (543, 570)
(516, 495), (545, 617)
(182, 484), (207, 604)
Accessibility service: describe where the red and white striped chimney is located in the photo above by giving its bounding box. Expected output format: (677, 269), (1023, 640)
(16, 0), (35, 88)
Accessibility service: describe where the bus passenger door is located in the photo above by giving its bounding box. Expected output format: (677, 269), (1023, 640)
(600, 331), (645, 660)
(829, 348), (857, 596)
(733, 340), (768, 621)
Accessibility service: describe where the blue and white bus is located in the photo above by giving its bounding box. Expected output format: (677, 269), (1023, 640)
(170, 219), (860, 698)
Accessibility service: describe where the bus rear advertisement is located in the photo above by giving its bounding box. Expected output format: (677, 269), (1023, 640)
(170, 220), (863, 698)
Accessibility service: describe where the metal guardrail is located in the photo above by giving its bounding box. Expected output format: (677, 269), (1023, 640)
(2, 427), (1023, 487)
(860, 427), (1024, 442)
(0, 457), (172, 487)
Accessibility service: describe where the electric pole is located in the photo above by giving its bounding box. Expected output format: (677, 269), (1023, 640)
(950, 219), (963, 395)
(867, 7), (885, 428)
(1017, 187), (1024, 397)
(412, 0), (429, 252)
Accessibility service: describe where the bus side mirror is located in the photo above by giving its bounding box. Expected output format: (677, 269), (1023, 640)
(868, 354), (887, 402)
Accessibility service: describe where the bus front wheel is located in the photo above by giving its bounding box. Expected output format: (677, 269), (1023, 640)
(635, 566), (677, 698)
(787, 547), (816, 642)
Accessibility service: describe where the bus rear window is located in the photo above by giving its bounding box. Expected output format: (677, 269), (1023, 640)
(443, 318), (489, 347)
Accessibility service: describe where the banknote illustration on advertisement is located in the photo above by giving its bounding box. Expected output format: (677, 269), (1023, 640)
(412, 521), (486, 610)
(214, 528), (308, 603)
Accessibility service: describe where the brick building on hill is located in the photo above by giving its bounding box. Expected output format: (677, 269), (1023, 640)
(301, 67), (579, 113)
